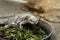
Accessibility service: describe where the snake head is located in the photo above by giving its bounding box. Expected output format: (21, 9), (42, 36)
(29, 16), (38, 24)
(24, 14), (39, 25)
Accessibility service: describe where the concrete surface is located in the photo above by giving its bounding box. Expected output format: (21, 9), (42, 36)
(51, 23), (60, 40)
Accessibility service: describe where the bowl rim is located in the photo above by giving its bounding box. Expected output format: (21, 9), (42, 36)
(40, 20), (54, 40)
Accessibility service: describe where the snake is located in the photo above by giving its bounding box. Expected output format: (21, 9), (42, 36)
(4, 13), (39, 28)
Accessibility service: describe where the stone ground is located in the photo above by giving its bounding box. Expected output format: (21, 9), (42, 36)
(51, 23), (60, 40)
(0, 1), (60, 40)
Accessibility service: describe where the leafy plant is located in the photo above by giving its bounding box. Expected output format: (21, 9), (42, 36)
(0, 24), (48, 40)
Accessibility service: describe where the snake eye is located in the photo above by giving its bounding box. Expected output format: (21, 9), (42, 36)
(30, 19), (34, 22)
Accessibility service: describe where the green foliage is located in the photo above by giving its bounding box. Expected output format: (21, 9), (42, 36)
(0, 25), (47, 40)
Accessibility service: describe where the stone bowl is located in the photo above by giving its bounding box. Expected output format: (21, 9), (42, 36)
(0, 20), (53, 40)
(37, 20), (53, 40)
(22, 20), (53, 40)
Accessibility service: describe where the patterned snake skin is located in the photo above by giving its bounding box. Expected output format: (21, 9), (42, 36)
(4, 13), (38, 28)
